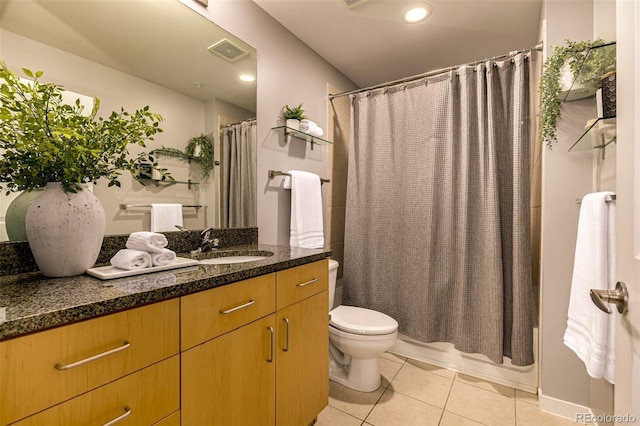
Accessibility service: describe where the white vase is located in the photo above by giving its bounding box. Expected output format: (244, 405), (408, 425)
(26, 182), (106, 277)
(285, 119), (300, 130)
(5, 188), (44, 241)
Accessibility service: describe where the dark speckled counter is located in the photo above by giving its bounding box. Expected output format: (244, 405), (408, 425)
(0, 244), (331, 341)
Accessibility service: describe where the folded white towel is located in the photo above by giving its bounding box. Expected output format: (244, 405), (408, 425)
(309, 127), (324, 137)
(151, 203), (183, 232)
(299, 119), (317, 133)
(110, 249), (152, 270)
(284, 170), (324, 249)
(126, 231), (168, 254)
(151, 248), (177, 266)
(563, 191), (616, 384)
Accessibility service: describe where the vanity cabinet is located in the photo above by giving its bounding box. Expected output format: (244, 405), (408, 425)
(0, 299), (180, 425)
(181, 259), (329, 426)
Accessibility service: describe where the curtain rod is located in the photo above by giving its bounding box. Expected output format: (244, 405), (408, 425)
(328, 42), (543, 100)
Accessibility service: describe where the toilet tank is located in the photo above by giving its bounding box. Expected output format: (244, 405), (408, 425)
(328, 259), (339, 310)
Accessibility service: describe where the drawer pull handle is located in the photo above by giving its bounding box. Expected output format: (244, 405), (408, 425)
(220, 299), (255, 314)
(267, 326), (275, 362)
(103, 406), (132, 426)
(297, 278), (318, 287)
(55, 341), (131, 371)
(283, 318), (290, 352)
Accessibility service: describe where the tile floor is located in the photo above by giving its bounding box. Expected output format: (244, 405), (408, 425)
(317, 352), (589, 426)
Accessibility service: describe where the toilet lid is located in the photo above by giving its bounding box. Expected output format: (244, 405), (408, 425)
(329, 305), (398, 335)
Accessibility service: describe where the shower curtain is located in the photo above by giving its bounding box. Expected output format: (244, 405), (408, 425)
(343, 54), (534, 366)
(220, 119), (257, 228)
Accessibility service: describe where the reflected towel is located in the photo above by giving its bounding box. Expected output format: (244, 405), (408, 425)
(126, 231), (168, 254)
(284, 170), (324, 249)
(563, 191), (616, 384)
(152, 248), (177, 266)
(110, 249), (152, 270)
(151, 203), (183, 232)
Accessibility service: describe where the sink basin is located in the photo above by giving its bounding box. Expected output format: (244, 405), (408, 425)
(199, 255), (269, 265)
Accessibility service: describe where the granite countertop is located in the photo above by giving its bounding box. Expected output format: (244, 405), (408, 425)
(0, 244), (331, 341)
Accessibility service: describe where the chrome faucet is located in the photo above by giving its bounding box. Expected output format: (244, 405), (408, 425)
(193, 227), (219, 253)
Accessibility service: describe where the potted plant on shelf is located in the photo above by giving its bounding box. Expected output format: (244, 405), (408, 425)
(281, 103), (307, 130)
(186, 133), (214, 179)
(0, 61), (171, 277)
(539, 38), (616, 147)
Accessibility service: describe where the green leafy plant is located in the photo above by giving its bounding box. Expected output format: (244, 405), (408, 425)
(281, 103), (307, 121)
(0, 62), (172, 194)
(539, 39), (616, 147)
(186, 133), (214, 179)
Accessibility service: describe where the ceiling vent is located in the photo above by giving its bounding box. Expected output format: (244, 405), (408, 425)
(208, 39), (249, 62)
(343, 0), (370, 8)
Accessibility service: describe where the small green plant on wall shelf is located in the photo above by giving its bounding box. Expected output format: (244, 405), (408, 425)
(281, 103), (307, 130)
(539, 38), (616, 148)
(186, 133), (214, 179)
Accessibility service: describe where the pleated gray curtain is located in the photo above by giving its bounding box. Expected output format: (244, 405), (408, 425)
(343, 54), (534, 366)
(220, 119), (257, 228)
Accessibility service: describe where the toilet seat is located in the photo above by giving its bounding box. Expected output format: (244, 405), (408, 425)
(329, 305), (398, 336)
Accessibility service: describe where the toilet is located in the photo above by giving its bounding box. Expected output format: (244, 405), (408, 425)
(327, 259), (398, 392)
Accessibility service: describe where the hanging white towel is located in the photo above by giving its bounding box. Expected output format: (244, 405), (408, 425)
(110, 249), (152, 270)
(284, 170), (324, 249)
(563, 191), (616, 384)
(126, 231), (168, 254)
(150, 203), (183, 232)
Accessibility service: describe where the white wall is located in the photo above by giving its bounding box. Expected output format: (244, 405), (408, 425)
(540, 0), (616, 416)
(180, 0), (358, 245)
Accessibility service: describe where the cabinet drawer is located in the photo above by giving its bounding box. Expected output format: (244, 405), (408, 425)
(0, 299), (179, 425)
(13, 356), (180, 426)
(153, 411), (180, 426)
(276, 260), (328, 309)
(181, 273), (276, 350)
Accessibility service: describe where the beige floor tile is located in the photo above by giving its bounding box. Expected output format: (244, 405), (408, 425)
(329, 380), (385, 421)
(389, 362), (454, 408)
(516, 400), (584, 425)
(365, 389), (442, 426)
(404, 358), (457, 380)
(380, 357), (404, 388)
(515, 389), (538, 405)
(381, 352), (408, 364)
(445, 381), (515, 426)
(456, 373), (515, 398)
(440, 411), (487, 426)
(316, 405), (363, 426)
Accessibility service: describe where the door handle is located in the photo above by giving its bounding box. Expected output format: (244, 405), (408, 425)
(590, 281), (629, 315)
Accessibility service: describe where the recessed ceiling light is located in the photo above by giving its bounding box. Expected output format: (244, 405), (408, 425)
(403, 4), (432, 23)
(239, 74), (255, 82)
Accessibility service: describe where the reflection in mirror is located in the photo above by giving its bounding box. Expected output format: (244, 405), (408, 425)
(0, 0), (257, 241)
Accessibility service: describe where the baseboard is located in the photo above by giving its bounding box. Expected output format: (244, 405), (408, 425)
(538, 391), (594, 423)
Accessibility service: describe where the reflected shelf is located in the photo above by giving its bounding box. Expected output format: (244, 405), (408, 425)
(150, 149), (201, 163)
(137, 178), (199, 190)
(272, 125), (333, 148)
(569, 116), (616, 153)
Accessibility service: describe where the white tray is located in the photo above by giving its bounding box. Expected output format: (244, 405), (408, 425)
(86, 257), (199, 280)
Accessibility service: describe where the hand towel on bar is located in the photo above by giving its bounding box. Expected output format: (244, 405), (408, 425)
(110, 249), (152, 270)
(563, 191), (616, 383)
(284, 170), (324, 249)
(151, 248), (177, 267)
(126, 231), (168, 254)
(150, 203), (183, 232)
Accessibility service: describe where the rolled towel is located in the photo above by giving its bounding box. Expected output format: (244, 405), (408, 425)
(126, 231), (168, 254)
(309, 126), (324, 137)
(152, 248), (177, 266)
(299, 119), (317, 133)
(110, 249), (152, 270)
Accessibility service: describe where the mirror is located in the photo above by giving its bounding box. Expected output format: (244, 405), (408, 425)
(0, 0), (257, 241)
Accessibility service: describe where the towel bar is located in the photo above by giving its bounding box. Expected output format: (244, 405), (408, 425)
(268, 170), (330, 184)
(119, 203), (202, 211)
(575, 194), (616, 204)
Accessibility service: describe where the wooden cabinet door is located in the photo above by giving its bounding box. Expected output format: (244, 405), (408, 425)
(181, 314), (276, 426)
(276, 291), (329, 426)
